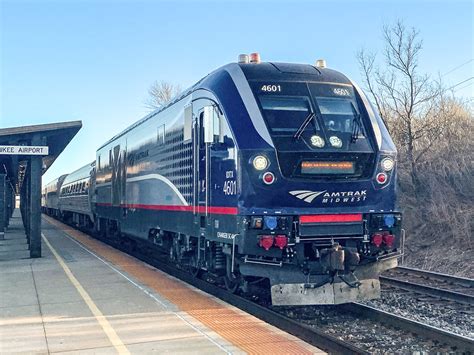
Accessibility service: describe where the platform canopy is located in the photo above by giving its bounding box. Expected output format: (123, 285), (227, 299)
(0, 120), (82, 258)
(0, 121), (82, 191)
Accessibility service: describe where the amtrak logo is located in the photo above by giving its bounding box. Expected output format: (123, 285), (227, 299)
(289, 189), (368, 204)
(289, 190), (326, 203)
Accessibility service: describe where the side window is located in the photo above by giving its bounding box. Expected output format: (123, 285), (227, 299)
(157, 124), (165, 145)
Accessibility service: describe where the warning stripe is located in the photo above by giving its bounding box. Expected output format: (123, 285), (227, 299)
(96, 202), (238, 215)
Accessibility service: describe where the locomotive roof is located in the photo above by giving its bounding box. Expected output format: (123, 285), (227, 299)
(98, 62), (352, 150)
(238, 62), (352, 84)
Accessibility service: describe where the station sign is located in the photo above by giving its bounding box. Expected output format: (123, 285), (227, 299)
(0, 145), (49, 155)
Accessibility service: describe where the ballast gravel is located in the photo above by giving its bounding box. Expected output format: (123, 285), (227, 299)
(274, 286), (473, 353)
(363, 287), (474, 339)
(276, 305), (457, 353)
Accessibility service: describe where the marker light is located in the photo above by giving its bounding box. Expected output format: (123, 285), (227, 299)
(262, 172), (275, 185)
(253, 155), (268, 170)
(381, 158), (395, 171)
(238, 54), (249, 64)
(376, 172), (388, 184)
(250, 52), (261, 63)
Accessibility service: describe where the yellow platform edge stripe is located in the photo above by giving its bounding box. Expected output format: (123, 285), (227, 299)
(42, 233), (130, 355)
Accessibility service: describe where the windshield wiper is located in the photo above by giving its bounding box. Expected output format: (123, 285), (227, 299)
(350, 104), (362, 143)
(293, 112), (315, 140)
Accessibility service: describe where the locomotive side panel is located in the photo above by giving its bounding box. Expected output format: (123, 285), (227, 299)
(95, 95), (197, 240)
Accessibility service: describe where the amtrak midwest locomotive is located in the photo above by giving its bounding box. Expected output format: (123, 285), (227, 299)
(42, 54), (402, 305)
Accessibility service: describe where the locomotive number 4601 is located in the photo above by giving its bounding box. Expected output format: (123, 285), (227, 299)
(260, 84), (281, 92)
(223, 180), (237, 195)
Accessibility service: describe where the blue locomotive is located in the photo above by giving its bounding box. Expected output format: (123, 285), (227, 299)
(42, 54), (402, 305)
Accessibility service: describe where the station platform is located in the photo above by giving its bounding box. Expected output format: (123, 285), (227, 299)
(0, 211), (323, 354)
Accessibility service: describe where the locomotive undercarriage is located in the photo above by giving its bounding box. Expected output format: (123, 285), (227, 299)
(145, 222), (400, 305)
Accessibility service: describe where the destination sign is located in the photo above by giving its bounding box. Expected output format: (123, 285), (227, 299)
(301, 161), (355, 175)
(0, 145), (49, 155)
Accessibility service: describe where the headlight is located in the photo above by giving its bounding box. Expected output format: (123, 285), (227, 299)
(381, 158), (394, 171)
(329, 136), (342, 148)
(310, 135), (325, 148)
(253, 155), (268, 170)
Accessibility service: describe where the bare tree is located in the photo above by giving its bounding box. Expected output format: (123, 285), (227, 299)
(357, 21), (443, 188)
(358, 21), (474, 272)
(145, 81), (182, 111)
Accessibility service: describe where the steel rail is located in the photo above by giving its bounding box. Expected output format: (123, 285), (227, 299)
(380, 275), (474, 305)
(395, 266), (474, 288)
(342, 303), (474, 353)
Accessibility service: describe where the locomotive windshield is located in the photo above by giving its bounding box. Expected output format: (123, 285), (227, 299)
(252, 81), (373, 153)
(259, 96), (319, 135)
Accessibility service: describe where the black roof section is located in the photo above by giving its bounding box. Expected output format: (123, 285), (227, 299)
(239, 62), (352, 84)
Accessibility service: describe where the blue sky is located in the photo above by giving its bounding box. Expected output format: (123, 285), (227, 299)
(1, 0), (473, 183)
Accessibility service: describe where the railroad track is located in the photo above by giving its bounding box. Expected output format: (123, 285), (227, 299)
(47, 217), (474, 353)
(341, 303), (474, 353)
(381, 266), (474, 305)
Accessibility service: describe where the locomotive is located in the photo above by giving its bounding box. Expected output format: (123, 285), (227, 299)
(42, 54), (402, 305)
